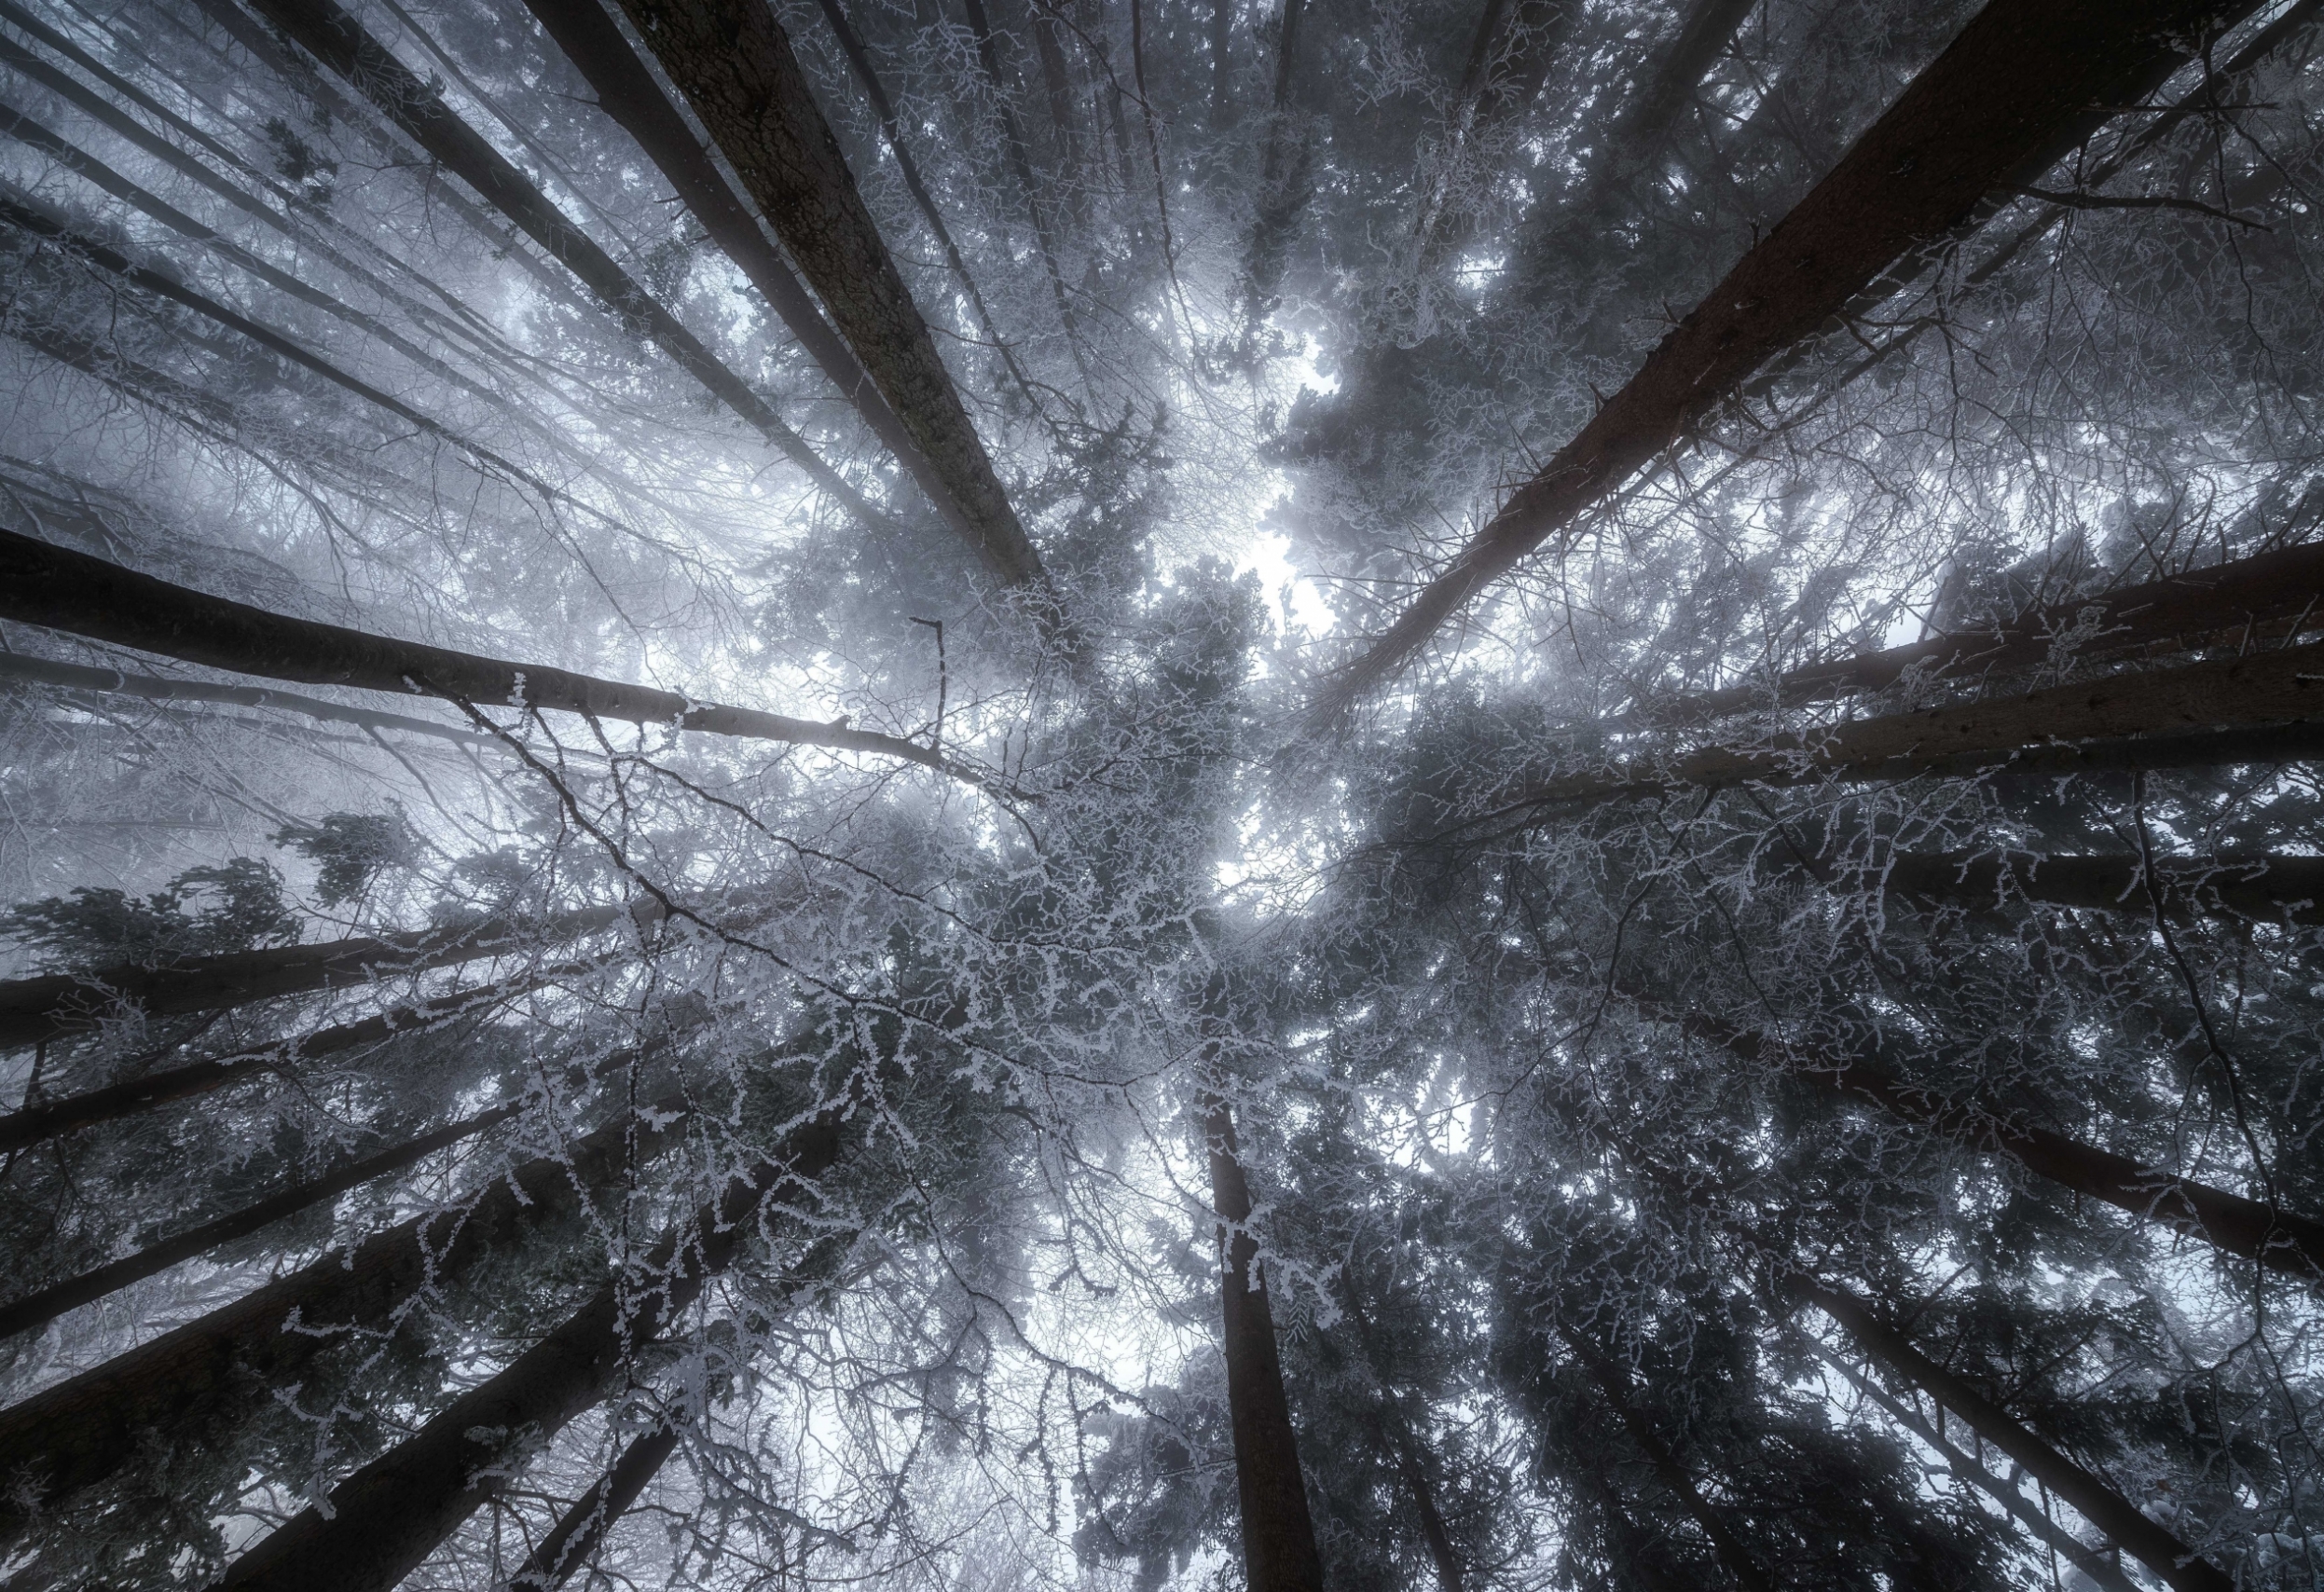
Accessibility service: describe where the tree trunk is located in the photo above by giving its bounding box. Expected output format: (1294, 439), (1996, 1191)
(210, 1113), (851, 1592)
(0, 528), (995, 785)
(958, 0), (1089, 361)
(618, 0), (1047, 586)
(1583, 0), (1757, 201)
(0, 968), (564, 1149)
(237, 0), (893, 533)
(1650, 536), (2324, 726)
(509, 1411), (683, 1589)
(0, 1092), (690, 1525)
(514, 0), (983, 539)
(1877, 850), (2324, 928)
(1564, 1331), (1775, 1592)
(1209, 0), (1234, 129)
(1683, 1008), (2324, 1282)
(1318, 0), (2267, 711)
(1241, 0), (1313, 341)
(0, 895), (649, 1053)
(1798, 1277), (2232, 1592)
(1809, 1341), (2139, 1592)
(0, 1095), (527, 1339)
(1492, 638), (2324, 818)
(1203, 1091), (1327, 1592)
(0, 651), (487, 748)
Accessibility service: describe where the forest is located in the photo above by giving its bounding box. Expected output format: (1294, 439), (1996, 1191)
(0, 0), (2318, 1585)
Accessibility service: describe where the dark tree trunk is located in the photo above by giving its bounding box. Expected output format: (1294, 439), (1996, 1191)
(1684, 1009), (2324, 1282)
(1209, 0), (1233, 129)
(1810, 1343), (2139, 1592)
(1565, 1332), (1775, 1592)
(0, 1094), (690, 1525)
(210, 1114), (851, 1592)
(619, 0), (1047, 586)
(1203, 1092), (1326, 1592)
(1584, 0), (1757, 199)
(509, 1412), (683, 1589)
(1798, 1278), (2232, 1592)
(0, 969), (559, 1149)
(958, 0), (1089, 360)
(515, 0), (989, 543)
(1651, 536), (2324, 725)
(1320, 0), (2268, 711)
(237, 0), (892, 532)
(0, 1096), (527, 1339)
(1241, 0), (1313, 340)
(0, 528), (988, 782)
(0, 893), (648, 1053)
(0, 652), (487, 748)
(1877, 850), (2324, 928)
(1412, 0), (1574, 268)
(1492, 638), (2324, 818)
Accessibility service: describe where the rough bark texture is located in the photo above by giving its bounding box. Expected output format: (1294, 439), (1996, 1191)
(212, 1113), (849, 1592)
(618, 0), (1044, 584)
(0, 528), (986, 782)
(1879, 850), (2324, 928)
(239, 0), (890, 528)
(0, 1098), (686, 1524)
(1801, 1278), (2232, 1592)
(510, 1413), (683, 1589)
(0, 892), (643, 1052)
(1203, 1093), (1327, 1592)
(0, 1097), (525, 1339)
(1494, 638), (2324, 816)
(1322, 0), (2266, 710)
(1691, 1010), (2324, 1282)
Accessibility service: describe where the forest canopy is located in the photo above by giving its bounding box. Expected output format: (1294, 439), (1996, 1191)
(0, 0), (2320, 1587)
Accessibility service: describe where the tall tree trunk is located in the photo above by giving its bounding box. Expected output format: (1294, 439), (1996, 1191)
(0, 651), (487, 748)
(210, 1112), (852, 1592)
(0, 1094), (528, 1339)
(1578, 0), (1757, 208)
(1809, 1341), (2140, 1592)
(510, 1411), (684, 1589)
(1563, 1330), (1775, 1592)
(1240, 0), (1313, 346)
(1492, 638), (2324, 819)
(237, 0), (894, 534)
(1209, 0), (1234, 129)
(0, 1092), (690, 1525)
(1202, 1090), (1326, 1592)
(958, 0), (1090, 364)
(0, 528), (996, 785)
(1646, 535), (2324, 726)
(1797, 1277), (2232, 1592)
(1410, 0), (1575, 272)
(0, 968), (566, 1149)
(0, 895), (649, 1053)
(1674, 1006), (2324, 1281)
(1877, 850), (2324, 929)
(515, 0), (989, 542)
(618, 0), (1047, 586)
(1317, 0), (2269, 712)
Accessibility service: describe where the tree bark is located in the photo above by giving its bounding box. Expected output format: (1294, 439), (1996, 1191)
(509, 1410), (683, 1589)
(0, 651), (487, 748)
(1202, 1091), (1326, 1592)
(1877, 850), (2324, 928)
(515, 0), (983, 538)
(1241, 0), (1313, 341)
(1809, 1342), (2140, 1592)
(1649, 536), (2324, 726)
(1564, 1330), (1775, 1592)
(0, 1091), (690, 1526)
(1490, 638), (2324, 818)
(1681, 1008), (2324, 1282)
(238, 0), (894, 533)
(958, 0), (1089, 362)
(0, 528), (1001, 787)
(0, 895), (648, 1053)
(1798, 1278), (2232, 1592)
(0, 1095), (526, 1339)
(617, 0), (1046, 585)
(210, 1111), (851, 1592)
(1318, 0), (2268, 712)
(1584, 0), (1756, 199)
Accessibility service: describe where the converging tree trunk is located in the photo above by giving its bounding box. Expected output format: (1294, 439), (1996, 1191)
(510, 1411), (685, 1590)
(1319, 0), (2267, 710)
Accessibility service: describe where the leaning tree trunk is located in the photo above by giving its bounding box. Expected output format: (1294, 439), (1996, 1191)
(0, 1091), (689, 1527)
(237, 0), (892, 533)
(618, 0), (1047, 586)
(1319, 0), (2269, 711)
(1876, 850), (2324, 930)
(1796, 1277), (2232, 1592)
(210, 1110), (852, 1592)
(1203, 1090), (1327, 1592)
(509, 1410), (685, 1590)
(0, 528), (995, 785)
(0, 651), (488, 748)
(958, 0), (1089, 363)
